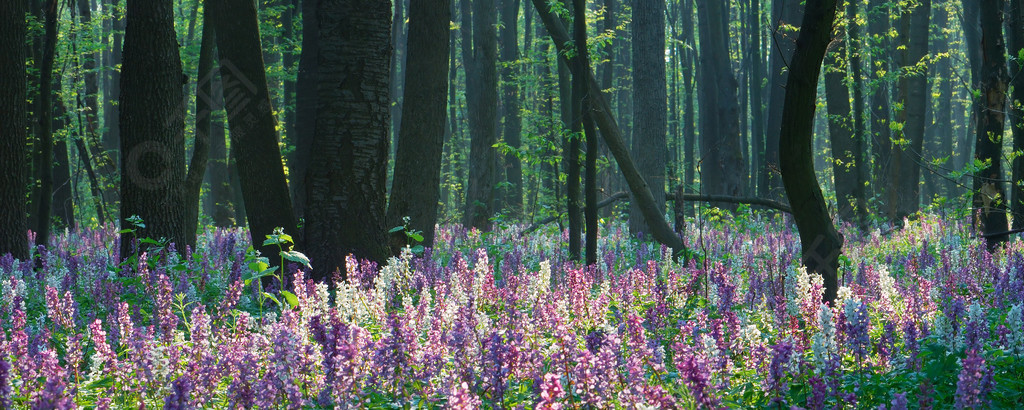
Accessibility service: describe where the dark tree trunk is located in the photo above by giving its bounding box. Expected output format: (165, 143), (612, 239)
(390, 0), (406, 148)
(749, 0), (766, 199)
(970, 0), (1010, 248)
(764, 0), (803, 202)
(682, 0), (696, 218)
(779, 0), (842, 304)
(567, 50), (582, 260)
(105, 0), (124, 168)
(208, 0), (298, 262)
(0, 0), (30, 260)
(532, 0), (688, 256)
(184, 13), (216, 248)
(281, 0), (298, 146)
(292, 0), (318, 223)
(824, 20), (858, 223)
(34, 0), (59, 248)
(891, 0), (930, 221)
(847, 0), (867, 228)
(500, 0), (524, 216)
(630, 0), (668, 235)
(53, 104), (74, 230)
(463, 0), (499, 231)
(386, 0), (451, 249)
(868, 0), (892, 210)
(697, 0), (745, 212)
(1008, 0), (1024, 229)
(571, 0), (599, 265)
(306, 0), (392, 281)
(119, 0), (188, 259)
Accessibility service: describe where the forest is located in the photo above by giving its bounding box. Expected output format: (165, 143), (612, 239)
(1, 0), (1024, 407)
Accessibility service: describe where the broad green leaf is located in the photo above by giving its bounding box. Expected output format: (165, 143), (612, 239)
(281, 250), (312, 269)
(280, 290), (299, 308)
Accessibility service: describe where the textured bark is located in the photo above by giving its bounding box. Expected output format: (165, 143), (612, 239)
(119, 0), (188, 259)
(780, 0), (842, 304)
(306, 0), (392, 281)
(463, 0), (499, 231)
(824, 19), (859, 223)
(867, 0), (892, 208)
(0, 0), (30, 260)
(970, 0), (1010, 248)
(532, 0), (688, 256)
(292, 0), (318, 223)
(697, 0), (745, 211)
(891, 0), (930, 221)
(764, 0), (803, 202)
(572, 0), (598, 265)
(566, 50), (582, 260)
(208, 0), (298, 261)
(500, 0), (524, 216)
(386, 0), (451, 249)
(630, 0), (668, 235)
(1008, 0), (1024, 230)
(847, 0), (867, 227)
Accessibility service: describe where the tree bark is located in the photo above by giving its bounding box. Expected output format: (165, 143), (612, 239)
(764, 0), (803, 202)
(574, 0), (598, 265)
(463, 0), (500, 231)
(0, 0), (30, 260)
(119, 0), (188, 259)
(824, 16), (859, 223)
(386, 0), (451, 249)
(779, 0), (842, 304)
(292, 0), (318, 223)
(697, 0), (746, 211)
(305, 0), (392, 281)
(500, 0), (524, 216)
(868, 0), (893, 211)
(891, 0), (930, 221)
(1008, 0), (1024, 230)
(970, 0), (1010, 248)
(33, 0), (59, 248)
(208, 0), (298, 262)
(184, 12), (216, 248)
(630, 0), (668, 235)
(847, 0), (868, 227)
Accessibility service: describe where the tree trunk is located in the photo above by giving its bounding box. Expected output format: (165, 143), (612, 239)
(386, 0), (451, 249)
(119, 0), (188, 259)
(105, 0), (124, 168)
(463, 0), (499, 231)
(868, 0), (892, 211)
(572, 0), (599, 265)
(0, 0), (30, 260)
(779, 0), (842, 304)
(824, 18), (858, 223)
(697, 0), (745, 212)
(970, 0), (1010, 248)
(305, 0), (392, 282)
(53, 103), (74, 230)
(184, 12), (216, 248)
(764, 0), (803, 202)
(891, 0), (930, 221)
(34, 0), (59, 248)
(847, 0), (868, 228)
(1008, 0), (1024, 230)
(500, 0), (524, 216)
(682, 0), (696, 218)
(208, 0), (298, 262)
(630, 0), (668, 235)
(749, 0), (766, 199)
(292, 0), (318, 223)
(532, 0), (688, 256)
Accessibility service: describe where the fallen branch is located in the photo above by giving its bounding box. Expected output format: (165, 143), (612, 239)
(672, 193), (793, 214)
(521, 192), (629, 236)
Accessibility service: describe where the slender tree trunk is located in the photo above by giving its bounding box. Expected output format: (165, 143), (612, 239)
(764, 0), (803, 202)
(34, 0), (59, 248)
(184, 12), (216, 247)
(281, 0), (298, 146)
(306, 0), (392, 281)
(682, 0), (696, 218)
(292, 0), (318, 223)
(500, 0), (524, 216)
(0, 0), (30, 259)
(847, 0), (867, 227)
(868, 0), (893, 210)
(1008, 0), (1024, 229)
(824, 20), (857, 223)
(208, 0), (298, 262)
(463, 0), (500, 231)
(119, 0), (188, 259)
(891, 0), (930, 221)
(567, 50), (582, 259)
(970, 0), (1010, 247)
(53, 103), (74, 230)
(630, 0), (668, 234)
(780, 0), (842, 304)
(749, 0), (766, 198)
(571, 0), (599, 265)
(105, 0), (124, 168)
(386, 0), (451, 249)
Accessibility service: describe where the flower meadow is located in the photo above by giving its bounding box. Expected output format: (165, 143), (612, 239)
(2, 213), (1024, 409)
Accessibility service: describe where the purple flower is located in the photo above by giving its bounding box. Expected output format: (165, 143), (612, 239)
(164, 375), (194, 410)
(537, 373), (565, 409)
(889, 392), (909, 410)
(955, 349), (993, 409)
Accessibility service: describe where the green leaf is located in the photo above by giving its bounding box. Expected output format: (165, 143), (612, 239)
(280, 290), (299, 308)
(411, 245), (425, 255)
(407, 232), (424, 242)
(389, 226), (405, 234)
(140, 237), (163, 246)
(262, 292), (282, 308)
(281, 250), (312, 269)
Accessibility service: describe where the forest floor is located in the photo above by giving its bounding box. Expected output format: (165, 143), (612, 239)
(1, 212), (1023, 408)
